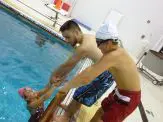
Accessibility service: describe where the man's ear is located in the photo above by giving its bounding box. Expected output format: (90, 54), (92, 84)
(105, 41), (111, 48)
(75, 29), (80, 35)
(108, 41), (112, 45)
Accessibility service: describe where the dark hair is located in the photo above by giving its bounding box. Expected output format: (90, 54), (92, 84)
(97, 39), (119, 46)
(112, 40), (119, 45)
(60, 20), (81, 32)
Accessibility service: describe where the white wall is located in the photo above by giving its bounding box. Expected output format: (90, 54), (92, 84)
(70, 0), (163, 58)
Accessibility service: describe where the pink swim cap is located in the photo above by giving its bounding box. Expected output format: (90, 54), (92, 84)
(18, 87), (32, 98)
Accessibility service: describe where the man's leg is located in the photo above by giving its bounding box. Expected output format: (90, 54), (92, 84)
(52, 99), (82, 122)
(90, 107), (104, 122)
(64, 99), (82, 118)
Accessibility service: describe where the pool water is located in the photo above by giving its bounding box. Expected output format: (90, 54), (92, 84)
(0, 8), (78, 122)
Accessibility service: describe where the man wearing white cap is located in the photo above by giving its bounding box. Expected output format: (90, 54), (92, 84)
(89, 22), (141, 122)
(52, 22), (141, 122)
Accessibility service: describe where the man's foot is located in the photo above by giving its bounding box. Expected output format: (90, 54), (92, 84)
(52, 115), (70, 122)
(52, 109), (71, 122)
(52, 104), (71, 122)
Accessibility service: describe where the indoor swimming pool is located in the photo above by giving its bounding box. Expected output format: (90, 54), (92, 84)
(0, 6), (78, 122)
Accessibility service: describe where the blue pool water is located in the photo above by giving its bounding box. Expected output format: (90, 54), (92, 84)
(0, 8), (78, 122)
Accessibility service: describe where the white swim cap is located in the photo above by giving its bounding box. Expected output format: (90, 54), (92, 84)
(96, 21), (118, 40)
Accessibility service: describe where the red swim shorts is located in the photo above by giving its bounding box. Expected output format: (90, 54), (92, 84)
(101, 89), (141, 122)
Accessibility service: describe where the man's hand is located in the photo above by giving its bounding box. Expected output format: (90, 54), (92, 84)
(51, 76), (62, 82)
(34, 91), (40, 97)
(39, 90), (68, 122)
(57, 90), (67, 100)
(50, 75), (66, 85)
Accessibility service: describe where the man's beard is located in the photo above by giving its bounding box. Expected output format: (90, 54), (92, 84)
(72, 40), (78, 47)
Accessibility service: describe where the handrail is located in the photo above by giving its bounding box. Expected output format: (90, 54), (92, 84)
(16, 0), (60, 24)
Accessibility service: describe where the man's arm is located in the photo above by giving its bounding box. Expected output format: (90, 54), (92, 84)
(49, 47), (87, 84)
(60, 55), (115, 93)
(28, 95), (46, 109)
(36, 82), (51, 96)
(36, 47), (86, 96)
(29, 85), (56, 108)
(39, 91), (67, 122)
(36, 79), (64, 96)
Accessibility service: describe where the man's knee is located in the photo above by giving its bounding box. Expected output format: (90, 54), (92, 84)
(70, 99), (82, 108)
(90, 107), (104, 122)
(67, 99), (81, 115)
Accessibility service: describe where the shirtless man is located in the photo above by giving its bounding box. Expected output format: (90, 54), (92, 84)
(39, 20), (114, 121)
(53, 22), (141, 122)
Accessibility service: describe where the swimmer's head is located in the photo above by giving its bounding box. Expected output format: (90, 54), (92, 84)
(60, 20), (83, 47)
(96, 22), (119, 53)
(18, 87), (37, 101)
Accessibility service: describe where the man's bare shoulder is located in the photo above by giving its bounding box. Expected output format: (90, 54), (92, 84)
(83, 34), (96, 42)
(75, 45), (88, 57)
(79, 34), (95, 50)
(75, 45), (85, 52)
(110, 48), (125, 57)
(109, 48), (135, 64)
(84, 34), (95, 38)
(103, 48), (124, 63)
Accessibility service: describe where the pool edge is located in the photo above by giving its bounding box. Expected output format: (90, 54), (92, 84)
(0, 0), (65, 41)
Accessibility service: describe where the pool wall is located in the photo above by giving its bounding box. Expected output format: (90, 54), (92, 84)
(0, 1), (69, 47)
